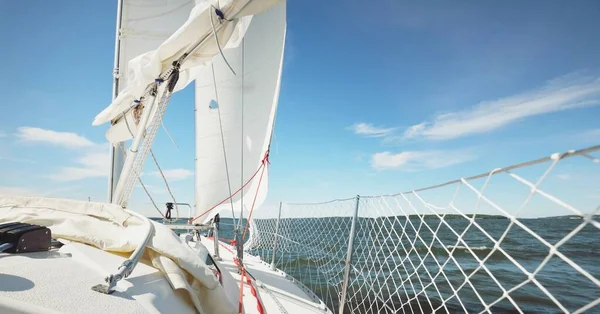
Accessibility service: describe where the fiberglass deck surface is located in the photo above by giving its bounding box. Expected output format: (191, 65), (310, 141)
(198, 237), (332, 314)
(0, 242), (196, 314)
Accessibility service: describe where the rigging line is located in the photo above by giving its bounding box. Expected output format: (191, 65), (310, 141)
(237, 266), (246, 314)
(239, 38), (245, 232)
(212, 63), (237, 223)
(149, 150), (179, 220)
(230, 252), (266, 314)
(121, 95), (179, 221)
(117, 143), (172, 221)
(161, 120), (179, 150)
(209, 5), (236, 76)
(242, 156), (268, 241)
(189, 156), (266, 223)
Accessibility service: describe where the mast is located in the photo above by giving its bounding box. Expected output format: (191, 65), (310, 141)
(108, 0), (125, 202)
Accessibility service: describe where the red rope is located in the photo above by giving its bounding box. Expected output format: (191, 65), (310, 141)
(214, 240), (265, 313)
(189, 151), (270, 224)
(242, 155), (268, 241)
(246, 275), (264, 314)
(232, 258), (265, 314)
(238, 266), (245, 314)
(195, 151), (271, 314)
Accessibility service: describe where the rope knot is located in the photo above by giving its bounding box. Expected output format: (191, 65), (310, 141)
(262, 150), (270, 165)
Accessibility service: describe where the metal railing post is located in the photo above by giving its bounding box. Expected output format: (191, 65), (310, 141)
(270, 201), (283, 271)
(338, 195), (360, 314)
(213, 223), (221, 261)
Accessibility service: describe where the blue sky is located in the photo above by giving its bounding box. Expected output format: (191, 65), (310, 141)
(1, 0), (599, 218)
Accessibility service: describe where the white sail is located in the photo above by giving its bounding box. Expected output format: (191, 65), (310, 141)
(94, 0), (280, 128)
(98, 0), (282, 205)
(107, 0), (195, 202)
(194, 1), (286, 222)
(106, 0), (195, 144)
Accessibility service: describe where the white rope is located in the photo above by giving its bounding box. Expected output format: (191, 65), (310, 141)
(117, 144), (174, 221)
(211, 64), (237, 223)
(204, 3), (239, 229)
(120, 95), (179, 221)
(149, 150), (180, 221)
(238, 38), (245, 231)
(209, 5), (236, 76)
(161, 120), (179, 150)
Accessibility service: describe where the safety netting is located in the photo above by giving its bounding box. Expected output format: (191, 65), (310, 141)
(245, 146), (600, 314)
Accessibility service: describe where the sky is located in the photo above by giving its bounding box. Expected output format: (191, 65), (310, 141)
(0, 0), (599, 218)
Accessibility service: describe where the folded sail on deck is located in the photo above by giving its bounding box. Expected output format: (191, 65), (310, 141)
(194, 2), (286, 222)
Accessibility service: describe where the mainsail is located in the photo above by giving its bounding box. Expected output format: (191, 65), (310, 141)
(193, 1), (286, 223)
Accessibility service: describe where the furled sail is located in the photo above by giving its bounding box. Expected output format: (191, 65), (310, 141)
(107, 0), (195, 202)
(194, 1), (286, 222)
(106, 0), (195, 144)
(94, 0), (280, 128)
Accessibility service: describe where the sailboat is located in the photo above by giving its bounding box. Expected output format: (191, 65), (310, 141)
(0, 0), (332, 313)
(3, 1), (599, 314)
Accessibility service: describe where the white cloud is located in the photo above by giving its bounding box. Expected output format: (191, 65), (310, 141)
(10, 126), (108, 182)
(151, 169), (193, 182)
(47, 152), (108, 182)
(556, 174), (571, 180)
(15, 127), (97, 148)
(349, 122), (395, 138)
(402, 75), (600, 140)
(371, 150), (475, 171)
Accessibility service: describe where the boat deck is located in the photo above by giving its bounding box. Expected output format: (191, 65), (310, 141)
(0, 234), (331, 314)
(197, 236), (331, 314)
(0, 241), (196, 314)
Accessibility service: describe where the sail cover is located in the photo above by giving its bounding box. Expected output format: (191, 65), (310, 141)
(194, 1), (286, 222)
